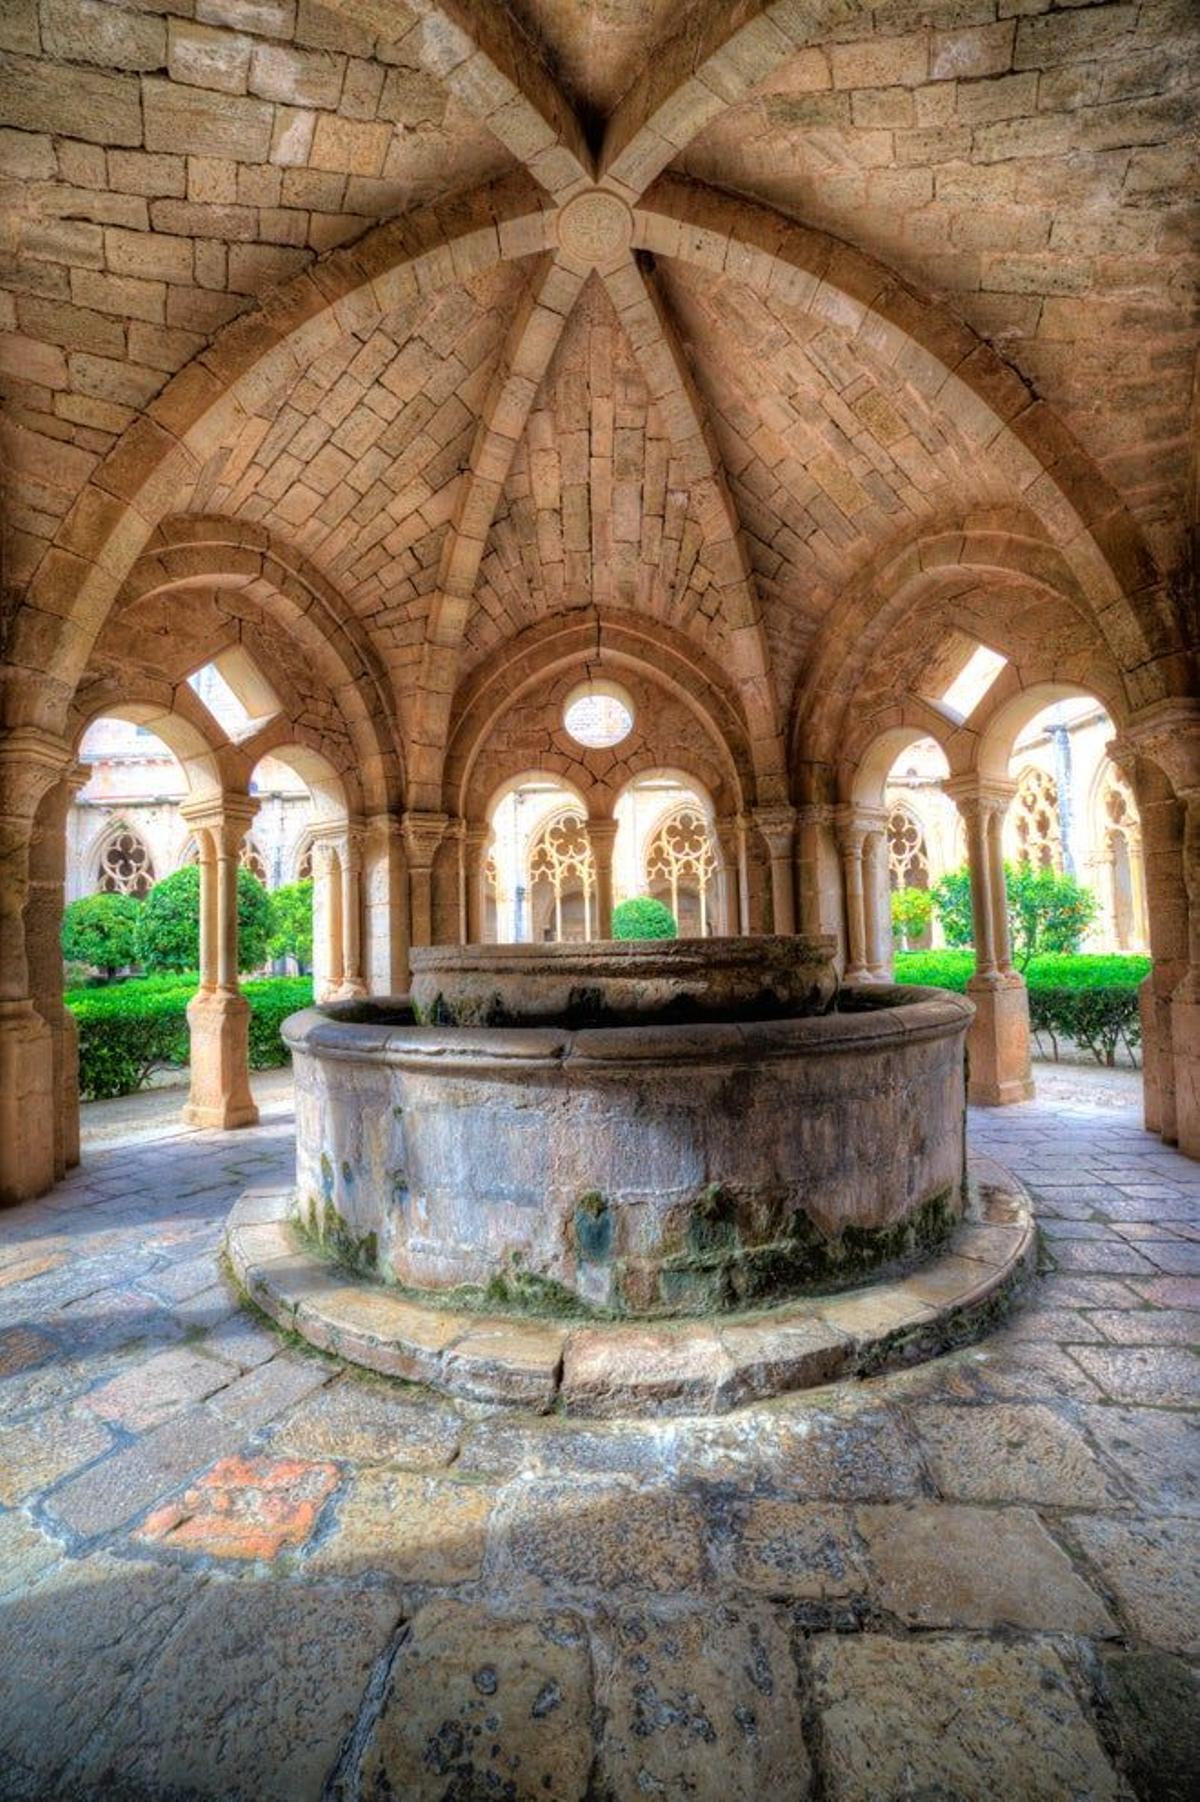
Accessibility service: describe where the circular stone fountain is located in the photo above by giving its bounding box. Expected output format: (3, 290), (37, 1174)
(224, 938), (1035, 1412)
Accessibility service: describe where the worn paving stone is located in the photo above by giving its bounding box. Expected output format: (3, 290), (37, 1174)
(1091, 1307), (1200, 1344)
(675, 1404), (928, 1499)
(456, 1414), (675, 1481)
(352, 1600), (593, 1801)
(0, 1553), (201, 1797)
(83, 1343), (232, 1429)
(1068, 1516), (1200, 1654)
(499, 1477), (709, 1596)
(1068, 1344), (1200, 1405)
(201, 1305), (279, 1368)
(0, 1510), (64, 1598)
(912, 1402), (1121, 1505)
(71, 1578), (403, 1802)
(856, 1502), (1115, 1632)
(136, 1454), (341, 1560)
(206, 1351), (332, 1430)
(807, 1636), (1124, 1801)
(1077, 1404), (1200, 1515)
(44, 1404), (242, 1539)
(725, 1499), (865, 1601)
(967, 1339), (1107, 1401)
(1102, 1650), (1199, 1802)
(270, 1374), (463, 1468)
(0, 1324), (56, 1377)
(594, 1604), (812, 1798)
(0, 1405), (114, 1504)
(308, 1469), (494, 1583)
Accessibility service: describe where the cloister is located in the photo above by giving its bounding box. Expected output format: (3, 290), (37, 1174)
(0, 1), (1196, 1795)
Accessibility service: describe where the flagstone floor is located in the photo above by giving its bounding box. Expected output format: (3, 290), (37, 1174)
(0, 1068), (1195, 1800)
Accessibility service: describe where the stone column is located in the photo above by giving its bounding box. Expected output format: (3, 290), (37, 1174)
(363, 813), (408, 995)
(754, 806), (797, 936)
(26, 764), (87, 1181)
(713, 815), (744, 936)
(310, 834), (343, 1002)
(795, 803), (832, 939)
(945, 777), (1032, 1107)
(402, 811), (448, 949)
(835, 812), (870, 982)
(1120, 703), (1200, 1157)
(180, 795), (259, 1131)
(463, 823), (490, 943)
(586, 819), (619, 939)
(0, 728), (71, 1206)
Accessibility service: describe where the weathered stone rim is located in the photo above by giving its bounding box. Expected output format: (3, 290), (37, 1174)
(222, 1154), (1034, 1417)
(283, 985), (975, 1073)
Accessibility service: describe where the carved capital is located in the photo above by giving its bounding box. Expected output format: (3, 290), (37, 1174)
(942, 776), (1016, 821)
(1124, 698), (1200, 799)
(178, 793), (259, 856)
(401, 810), (448, 870)
(584, 818), (619, 859)
(0, 728), (73, 825)
(753, 805), (797, 858)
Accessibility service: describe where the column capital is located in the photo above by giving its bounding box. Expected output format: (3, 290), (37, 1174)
(401, 810), (448, 869)
(834, 804), (887, 851)
(942, 775), (1016, 818)
(0, 727), (73, 822)
(753, 804), (797, 855)
(796, 802), (834, 828)
(463, 821), (492, 853)
(584, 817), (619, 856)
(178, 793), (260, 834)
(1123, 698), (1200, 799)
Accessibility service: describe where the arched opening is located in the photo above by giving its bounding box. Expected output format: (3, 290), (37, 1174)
(483, 775), (594, 945)
(247, 745), (355, 999)
(613, 772), (727, 938)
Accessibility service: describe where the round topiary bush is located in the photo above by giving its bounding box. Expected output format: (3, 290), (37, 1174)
(611, 896), (678, 940)
(60, 891), (142, 979)
(134, 863), (272, 974)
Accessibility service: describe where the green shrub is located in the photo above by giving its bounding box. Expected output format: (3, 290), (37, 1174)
(893, 951), (1149, 1067)
(61, 892), (142, 979)
(931, 861), (1099, 968)
(612, 896), (678, 940)
(267, 878), (313, 968)
(134, 864), (272, 974)
(890, 886), (932, 951)
(67, 974), (312, 1100)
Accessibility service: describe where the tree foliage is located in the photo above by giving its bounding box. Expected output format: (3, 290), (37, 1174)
(611, 896), (678, 940)
(134, 863), (272, 974)
(268, 878), (313, 968)
(60, 892), (142, 979)
(931, 861), (1098, 968)
(889, 886), (932, 950)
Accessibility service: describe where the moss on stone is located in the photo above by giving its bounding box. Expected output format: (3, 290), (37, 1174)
(574, 1192), (613, 1262)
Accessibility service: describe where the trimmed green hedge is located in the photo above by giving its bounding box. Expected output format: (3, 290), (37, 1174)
(67, 975), (313, 1101)
(893, 951), (1149, 1068)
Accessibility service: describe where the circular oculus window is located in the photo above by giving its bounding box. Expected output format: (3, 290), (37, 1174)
(562, 680), (635, 750)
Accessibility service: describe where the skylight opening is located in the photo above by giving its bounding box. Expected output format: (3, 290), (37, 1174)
(187, 647), (280, 739)
(939, 644), (1008, 722)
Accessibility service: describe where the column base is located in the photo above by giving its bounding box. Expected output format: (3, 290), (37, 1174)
(0, 1002), (56, 1205)
(966, 973), (1034, 1107)
(1170, 974), (1200, 1160)
(184, 991), (259, 1132)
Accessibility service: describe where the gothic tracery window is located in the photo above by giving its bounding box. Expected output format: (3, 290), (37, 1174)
(528, 808), (595, 942)
(886, 807), (929, 892)
(1010, 766), (1062, 870)
(644, 805), (717, 936)
(241, 839), (268, 885)
(1097, 764), (1144, 951)
(97, 828), (154, 897)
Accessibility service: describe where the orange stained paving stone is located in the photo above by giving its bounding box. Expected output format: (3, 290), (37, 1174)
(137, 1455), (340, 1561)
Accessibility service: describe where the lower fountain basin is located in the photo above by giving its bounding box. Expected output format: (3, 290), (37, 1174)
(284, 954), (973, 1319)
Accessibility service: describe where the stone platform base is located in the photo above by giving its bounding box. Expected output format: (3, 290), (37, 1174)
(223, 1157), (1035, 1416)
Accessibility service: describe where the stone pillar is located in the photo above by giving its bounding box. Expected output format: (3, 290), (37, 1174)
(713, 815), (744, 936)
(835, 812), (870, 982)
(795, 803), (831, 938)
(26, 764), (87, 1181)
(586, 819), (619, 939)
(180, 796), (259, 1131)
(402, 811), (448, 949)
(463, 823), (490, 943)
(0, 728), (71, 1206)
(861, 816), (891, 978)
(754, 806), (797, 936)
(364, 813), (408, 995)
(1120, 703), (1200, 1158)
(946, 778), (1033, 1107)
(311, 822), (366, 998)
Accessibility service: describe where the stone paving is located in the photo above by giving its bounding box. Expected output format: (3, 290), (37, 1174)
(0, 1071), (1196, 1800)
